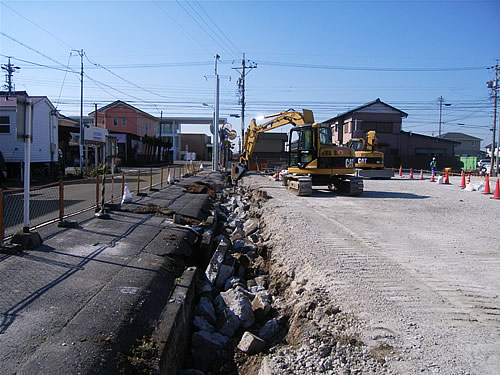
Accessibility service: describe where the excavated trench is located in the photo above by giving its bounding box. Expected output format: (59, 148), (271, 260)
(120, 181), (390, 375)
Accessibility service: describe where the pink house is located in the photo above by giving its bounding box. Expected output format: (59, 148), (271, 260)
(89, 101), (159, 164)
(90, 100), (157, 137)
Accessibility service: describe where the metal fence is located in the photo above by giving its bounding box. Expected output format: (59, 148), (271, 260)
(0, 163), (203, 243)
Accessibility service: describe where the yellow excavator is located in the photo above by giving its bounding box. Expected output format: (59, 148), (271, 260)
(231, 109), (363, 196)
(347, 130), (393, 179)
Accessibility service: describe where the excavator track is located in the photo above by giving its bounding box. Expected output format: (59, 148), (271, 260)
(328, 176), (363, 196)
(286, 176), (312, 196)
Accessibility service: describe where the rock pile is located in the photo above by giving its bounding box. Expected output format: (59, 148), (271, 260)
(180, 186), (280, 374)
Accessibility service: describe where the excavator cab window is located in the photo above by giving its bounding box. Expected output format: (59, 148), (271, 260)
(289, 128), (314, 167)
(319, 127), (333, 145)
(350, 140), (364, 151)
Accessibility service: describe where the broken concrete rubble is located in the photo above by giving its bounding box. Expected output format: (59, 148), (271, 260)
(182, 185), (286, 373)
(237, 331), (267, 355)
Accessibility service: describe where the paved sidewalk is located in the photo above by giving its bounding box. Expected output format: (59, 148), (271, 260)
(0, 171), (224, 375)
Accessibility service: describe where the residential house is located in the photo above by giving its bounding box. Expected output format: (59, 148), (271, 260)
(89, 101), (158, 165)
(440, 132), (481, 157)
(322, 99), (460, 169)
(0, 91), (59, 178)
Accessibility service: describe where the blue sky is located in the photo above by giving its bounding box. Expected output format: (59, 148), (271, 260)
(1, 0), (499, 147)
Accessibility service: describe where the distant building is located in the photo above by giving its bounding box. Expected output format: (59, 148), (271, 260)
(250, 133), (288, 170)
(180, 133), (212, 161)
(440, 132), (481, 157)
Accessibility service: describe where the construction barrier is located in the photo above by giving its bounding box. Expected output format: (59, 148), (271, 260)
(0, 163), (203, 243)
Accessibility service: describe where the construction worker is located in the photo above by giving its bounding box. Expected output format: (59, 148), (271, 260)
(430, 157), (438, 173)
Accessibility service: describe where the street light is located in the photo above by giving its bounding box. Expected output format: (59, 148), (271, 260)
(203, 103), (218, 170)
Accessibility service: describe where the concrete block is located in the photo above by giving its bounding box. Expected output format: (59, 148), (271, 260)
(237, 331), (266, 355)
(11, 231), (43, 250)
(194, 297), (216, 325)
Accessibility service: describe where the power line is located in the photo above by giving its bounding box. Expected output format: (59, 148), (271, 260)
(175, 0), (236, 58)
(256, 60), (488, 72)
(84, 54), (173, 103)
(192, 0), (241, 57)
(55, 52), (73, 109)
(0, 2), (74, 50)
(0, 32), (78, 74)
(151, 0), (212, 55)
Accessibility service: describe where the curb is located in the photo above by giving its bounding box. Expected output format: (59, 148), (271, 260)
(153, 266), (199, 375)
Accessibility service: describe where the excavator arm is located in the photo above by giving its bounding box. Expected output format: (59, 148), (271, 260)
(232, 109), (314, 180)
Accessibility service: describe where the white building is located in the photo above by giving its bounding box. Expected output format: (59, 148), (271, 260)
(0, 91), (59, 177)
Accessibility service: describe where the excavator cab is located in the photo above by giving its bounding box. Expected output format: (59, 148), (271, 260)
(289, 127), (315, 167)
(348, 139), (365, 151)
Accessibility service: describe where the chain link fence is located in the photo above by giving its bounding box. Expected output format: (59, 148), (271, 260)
(0, 163), (203, 243)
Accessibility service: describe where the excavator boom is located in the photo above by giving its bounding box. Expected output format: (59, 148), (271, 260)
(232, 109), (314, 180)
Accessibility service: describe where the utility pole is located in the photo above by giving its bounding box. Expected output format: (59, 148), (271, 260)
(73, 49), (85, 177)
(438, 96), (451, 137)
(232, 53), (257, 153)
(214, 55), (220, 171)
(487, 61), (499, 176)
(1, 57), (20, 95)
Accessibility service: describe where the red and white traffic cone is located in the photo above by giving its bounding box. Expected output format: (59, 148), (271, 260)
(491, 179), (500, 200)
(430, 170), (435, 182)
(399, 166), (403, 178)
(482, 174), (492, 195)
(409, 168), (414, 179)
(419, 169), (424, 180)
(444, 170), (450, 184)
(459, 170), (466, 188)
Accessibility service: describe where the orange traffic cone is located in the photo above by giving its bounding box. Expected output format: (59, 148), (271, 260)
(409, 168), (414, 179)
(399, 166), (403, 178)
(420, 169), (424, 180)
(444, 170), (450, 184)
(430, 170), (435, 182)
(459, 171), (466, 188)
(482, 174), (491, 195)
(491, 179), (500, 200)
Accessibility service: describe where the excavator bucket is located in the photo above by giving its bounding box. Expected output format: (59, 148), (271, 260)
(302, 109), (314, 124)
(231, 163), (247, 181)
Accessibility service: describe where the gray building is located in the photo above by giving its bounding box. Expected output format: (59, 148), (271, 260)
(250, 133), (288, 170)
(440, 132), (481, 157)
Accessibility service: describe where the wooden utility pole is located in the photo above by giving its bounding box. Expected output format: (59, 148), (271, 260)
(232, 54), (257, 153)
(487, 62), (499, 176)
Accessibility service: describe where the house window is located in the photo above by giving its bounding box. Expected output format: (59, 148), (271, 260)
(0, 116), (10, 133)
(122, 118), (127, 126)
(113, 118), (118, 126)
